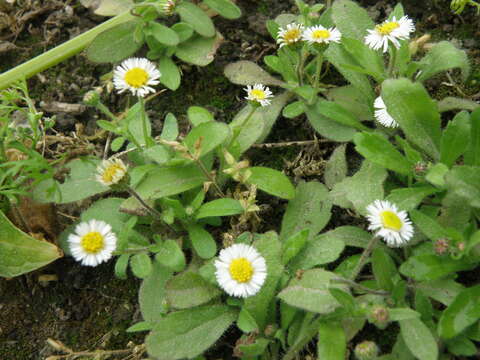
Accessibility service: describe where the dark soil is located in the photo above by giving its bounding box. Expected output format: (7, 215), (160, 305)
(1, 0), (479, 359)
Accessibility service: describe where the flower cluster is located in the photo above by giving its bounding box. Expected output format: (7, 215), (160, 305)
(277, 23), (342, 47)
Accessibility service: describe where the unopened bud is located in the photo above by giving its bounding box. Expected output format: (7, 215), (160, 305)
(83, 90), (100, 106)
(355, 341), (379, 360)
(156, 0), (176, 15)
(414, 162), (427, 174)
(434, 238), (449, 255)
(458, 242), (466, 252)
(368, 305), (390, 329)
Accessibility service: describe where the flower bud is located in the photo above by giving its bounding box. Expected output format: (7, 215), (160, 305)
(434, 238), (449, 255)
(368, 305), (390, 330)
(354, 341), (379, 360)
(83, 90), (100, 106)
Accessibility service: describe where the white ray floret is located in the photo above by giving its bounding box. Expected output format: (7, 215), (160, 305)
(113, 57), (161, 97)
(68, 219), (117, 267)
(365, 16), (415, 52)
(374, 96), (398, 128)
(215, 243), (267, 298)
(277, 23), (304, 47)
(96, 158), (128, 186)
(366, 200), (414, 247)
(244, 84), (274, 107)
(302, 25), (342, 44)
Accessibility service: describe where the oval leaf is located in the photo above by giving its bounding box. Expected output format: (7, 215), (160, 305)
(246, 167), (295, 200)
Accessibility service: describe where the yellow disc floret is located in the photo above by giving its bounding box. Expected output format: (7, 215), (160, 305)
(124, 68), (149, 88)
(102, 163), (124, 184)
(376, 21), (400, 35)
(312, 29), (331, 40)
(81, 232), (105, 254)
(229, 257), (254, 283)
(250, 89), (266, 100)
(380, 210), (403, 231)
(283, 29), (301, 44)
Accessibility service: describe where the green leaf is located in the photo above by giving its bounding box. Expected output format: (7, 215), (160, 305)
(196, 198), (244, 219)
(399, 318), (438, 360)
(126, 321), (153, 333)
(187, 106), (214, 126)
(175, 33), (222, 66)
(187, 224), (217, 259)
(305, 102), (357, 142)
(445, 166), (480, 208)
(111, 136), (126, 151)
(326, 85), (373, 122)
(280, 181), (332, 241)
(317, 321), (346, 360)
(166, 271), (221, 309)
(246, 167), (295, 200)
(224, 60), (284, 86)
(238, 338), (270, 357)
(139, 262), (172, 322)
(389, 308), (421, 321)
(282, 229), (309, 265)
(155, 239), (186, 272)
(330, 160), (387, 215)
(282, 100), (305, 119)
(417, 41), (470, 82)
(399, 254), (473, 281)
(437, 97), (480, 113)
(81, 0), (133, 16)
(171, 22), (194, 42)
(146, 305), (237, 360)
(80, 198), (131, 234)
(416, 279), (464, 306)
(354, 132), (413, 175)
(87, 20), (143, 63)
(325, 43), (375, 102)
(386, 186), (438, 212)
(148, 22), (179, 46)
(131, 163), (206, 201)
(203, 0), (241, 19)
(324, 144), (348, 190)
(316, 100), (369, 131)
(464, 108), (480, 166)
(278, 269), (349, 314)
(176, 2), (215, 37)
(0, 211), (61, 277)
(244, 232), (283, 330)
(440, 111), (471, 167)
(331, 0), (374, 41)
(130, 253), (153, 279)
(158, 56), (181, 91)
(425, 163), (449, 188)
(237, 308), (259, 333)
(341, 37), (384, 81)
(184, 121), (231, 157)
(381, 78), (441, 160)
(324, 226), (371, 248)
(446, 336), (477, 356)
(438, 285), (480, 339)
(229, 92), (291, 153)
(410, 209), (447, 241)
(372, 248), (397, 291)
(125, 101), (152, 145)
(161, 113), (179, 140)
(114, 254), (130, 279)
(144, 145), (171, 164)
(288, 233), (345, 271)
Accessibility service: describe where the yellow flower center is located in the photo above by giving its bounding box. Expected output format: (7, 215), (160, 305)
(380, 210), (403, 231)
(229, 257), (254, 283)
(250, 89), (266, 100)
(102, 163), (124, 184)
(81, 232), (105, 254)
(312, 29), (331, 40)
(124, 68), (149, 88)
(283, 29), (301, 44)
(376, 21), (400, 35)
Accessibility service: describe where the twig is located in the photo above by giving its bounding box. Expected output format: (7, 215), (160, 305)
(252, 139), (332, 149)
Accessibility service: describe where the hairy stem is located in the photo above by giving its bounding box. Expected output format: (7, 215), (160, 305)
(349, 236), (379, 281)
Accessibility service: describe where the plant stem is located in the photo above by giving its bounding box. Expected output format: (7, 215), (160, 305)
(230, 105), (258, 147)
(387, 46), (398, 78)
(126, 186), (162, 219)
(297, 47), (309, 86)
(349, 236), (379, 281)
(194, 157), (225, 198)
(313, 54), (323, 91)
(0, 11), (135, 90)
(332, 277), (389, 296)
(138, 96), (153, 148)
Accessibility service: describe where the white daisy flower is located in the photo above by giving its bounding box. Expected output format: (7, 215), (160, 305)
(302, 25), (342, 45)
(366, 200), (414, 247)
(373, 96), (398, 128)
(244, 84), (273, 107)
(68, 219), (117, 267)
(96, 158), (128, 186)
(215, 243), (267, 298)
(277, 23), (304, 47)
(113, 58), (161, 97)
(158, 0), (176, 15)
(365, 16), (415, 52)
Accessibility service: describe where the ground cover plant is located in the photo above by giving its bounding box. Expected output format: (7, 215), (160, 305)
(1, 0), (480, 359)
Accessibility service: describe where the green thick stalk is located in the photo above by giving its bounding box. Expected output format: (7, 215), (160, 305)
(0, 11), (135, 91)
